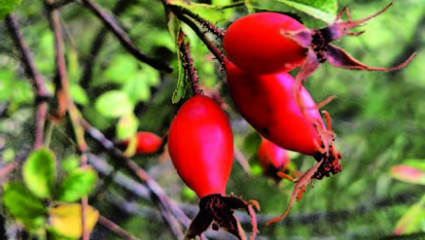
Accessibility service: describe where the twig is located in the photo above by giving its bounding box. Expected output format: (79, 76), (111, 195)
(5, 14), (50, 149)
(234, 146), (252, 174)
(175, 6), (225, 39)
(178, 32), (203, 95)
(80, 0), (135, 89)
(0, 153), (27, 182)
(81, 120), (186, 239)
(170, 8), (227, 66)
(78, 0), (173, 73)
(44, 1), (90, 238)
(98, 215), (141, 240)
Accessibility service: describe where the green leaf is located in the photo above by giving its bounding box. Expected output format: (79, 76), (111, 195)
(70, 84), (89, 106)
(401, 158), (425, 172)
(168, 15), (188, 104)
(61, 155), (80, 174)
(104, 55), (138, 84)
(3, 183), (47, 220)
(394, 195), (425, 235)
(55, 168), (97, 203)
(390, 165), (425, 185)
(273, 0), (337, 23)
(0, 0), (22, 19)
(116, 113), (139, 140)
(95, 90), (134, 118)
(169, 1), (228, 23)
(23, 148), (56, 199)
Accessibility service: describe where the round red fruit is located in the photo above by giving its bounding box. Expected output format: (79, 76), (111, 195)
(223, 12), (307, 74)
(258, 137), (290, 171)
(168, 95), (233, 198)
(226, 61), (323, 156)
(122, 132), (162, 154)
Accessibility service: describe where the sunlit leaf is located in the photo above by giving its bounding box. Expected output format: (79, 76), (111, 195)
(273, 0), (337, 23)
(49, 204), (99, 238)
(55, 168), (97, 202)
(390, 165), (425, 185)
(23, 148), (56, 199)
(104, 55), (138, 84)
(394, 195), (425, 235)
(95, 90), (134, 118)
(70, 84), (89, 106)
(116, 113), (139, 140)
(3, 183), (47, 220)
(169, 1), (228, 23)
(168, 15), (188, 104)
(0, 0), (22, 19)
(61, 155), (80, 174)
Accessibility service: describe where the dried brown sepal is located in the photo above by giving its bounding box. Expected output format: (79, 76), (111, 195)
(289, 3), (415, 84)
(312, 111), (343, 179)
(326, 44), (416, 71)
(266, 159), (323, 225)
(185, 194), (258, 240)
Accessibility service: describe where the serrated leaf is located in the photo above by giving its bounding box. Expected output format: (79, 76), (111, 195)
(49, 204), (99, 238)
(3, 183), (47, 220)
(95, 90), (134, 118)
(390, 165), (425, 185)
(169, 1), (228, 23)
(55, 168), (97, 202)
(394, 195), (425, 235)
(23, 148), (56, 199)
(0, 0), (22, 19)
(116, 113), (139, 140)
(274, 0), (337, 23)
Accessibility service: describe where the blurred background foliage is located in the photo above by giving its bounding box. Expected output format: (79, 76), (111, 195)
(1, 0), (425, 239)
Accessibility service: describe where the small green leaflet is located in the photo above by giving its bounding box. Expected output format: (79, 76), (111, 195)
(168, 13), (188, 104)
(23, 148), (57, 199)
(55, 168), (97, 203)
(394, 195), (425, 235)
(0, 0), (22, 19)
(271, 0), (337, 23)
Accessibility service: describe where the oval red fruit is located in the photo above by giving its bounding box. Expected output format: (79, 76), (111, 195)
(168, 95), (233, 198)
(223, 12), (307, 74)
(226, 61), (323, 156)
(258, 137), (290, 171)
(121, 132), (162, 154)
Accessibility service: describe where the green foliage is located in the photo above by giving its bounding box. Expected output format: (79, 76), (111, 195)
(0, 0), (21, 19)
(394, 195), (425, 235)
(23, 148), (57, 199)
(116, 113), (139, 139)
(55, 168), (97, 203)
(95, 90), (134, 118)
(3, 183), (47, 220)
(272, 0), (337, 22)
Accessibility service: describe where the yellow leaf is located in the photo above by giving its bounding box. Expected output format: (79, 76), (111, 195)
(49, 203), (99, 238)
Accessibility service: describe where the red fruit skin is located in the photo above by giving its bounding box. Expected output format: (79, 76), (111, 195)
(223, 12), (307, 74)
(121, 132), (162, 154)
(134, 132), (162, 154)
(258, 138), (290, 171)
(226, 62), (323, 156)
(168, 95), (234, 198)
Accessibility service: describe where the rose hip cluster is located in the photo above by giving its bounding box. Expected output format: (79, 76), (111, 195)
(166, 4), (414, 239)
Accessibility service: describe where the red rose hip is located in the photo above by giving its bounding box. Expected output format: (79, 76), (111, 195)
(168, 95), (233, 198)
(223, 12), (308, 74)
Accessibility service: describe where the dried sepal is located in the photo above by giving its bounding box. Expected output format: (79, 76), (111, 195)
(185, 194), (258, 240)
(326, 44), (416, 71)
(266, 159), (323, 225)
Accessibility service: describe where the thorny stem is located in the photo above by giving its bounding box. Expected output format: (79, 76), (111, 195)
(170, 8), (227, 66)
(80, 0), (136, 89)
(45, 1), (90, 238)
(98, 215), (141, 240)
(178, 32), (203, 95)
(5, 14), (50, 150)
(79, 0), (173, 73)
(173, 5), (225, 39)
